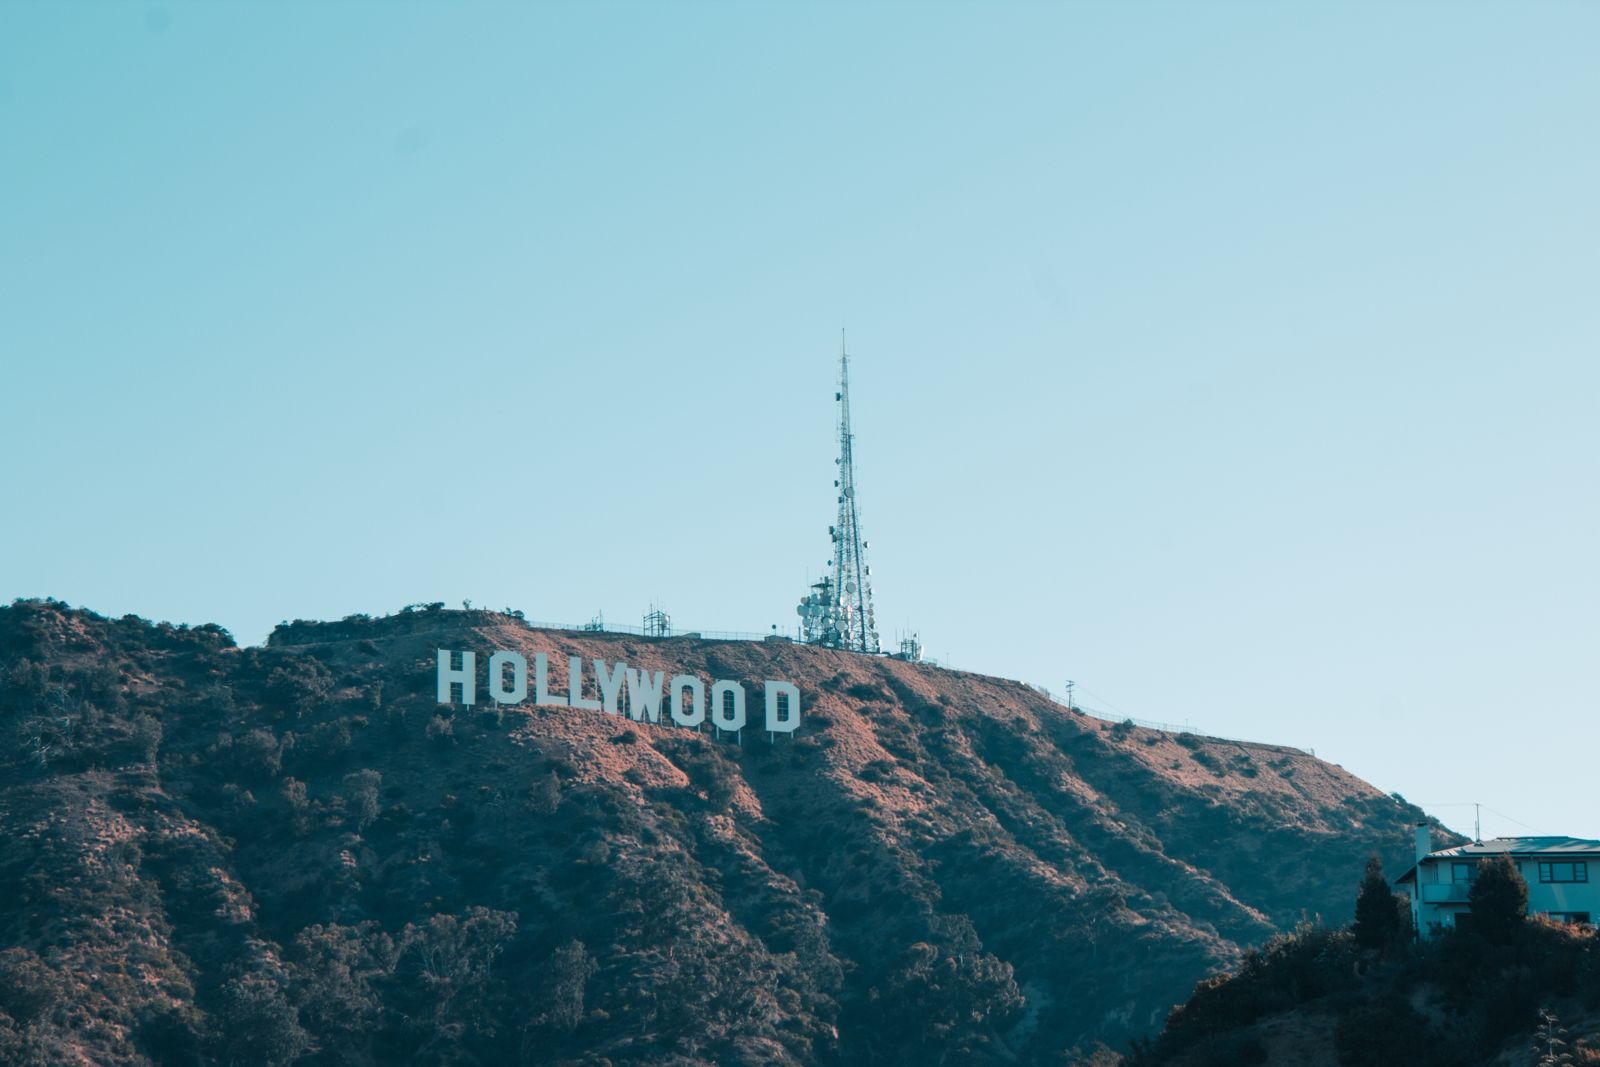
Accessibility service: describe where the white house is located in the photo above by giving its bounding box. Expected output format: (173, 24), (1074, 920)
(1396, 825), (1600, 934)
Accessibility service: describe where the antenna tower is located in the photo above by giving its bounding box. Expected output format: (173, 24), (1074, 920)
(797, 333), (880, 653)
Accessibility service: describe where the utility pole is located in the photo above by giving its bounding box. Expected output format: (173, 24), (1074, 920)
(1065, 679), (1076, 711)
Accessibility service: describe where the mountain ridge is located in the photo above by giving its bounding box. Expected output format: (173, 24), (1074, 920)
(0, 599), (1448, 1064)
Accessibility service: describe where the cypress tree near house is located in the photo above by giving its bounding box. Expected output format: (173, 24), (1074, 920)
(1353, 854), (1405, 951)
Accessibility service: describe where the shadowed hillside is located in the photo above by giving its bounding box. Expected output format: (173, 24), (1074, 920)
(1124, 905), (1600, 1066)
(0, 599), (1441, 1065)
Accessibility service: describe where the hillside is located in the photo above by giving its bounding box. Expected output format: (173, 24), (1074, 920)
(0, 599), (1443, 1065)
(1124, 903), (1600, 1066)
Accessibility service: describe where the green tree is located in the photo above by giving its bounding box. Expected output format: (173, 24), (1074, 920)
(534, 939), (596, 1034)
(214, 972), (313, 1067)
(264, 662), (333, 719)
(233, 728), (283, 781)
(1468, 853), (1528, 944)
(0, 949), (61, 1029)
(290, 922), (397, 1060)
(528, 770), (561, 815)
(133, 715), (162, 764)
(400, 907), (519, 1048)
(342, 769), (382, 833)
(867, 916), (1024, 1059)
(280, 777), (310, 835)
(1352, 854), (1403, 951)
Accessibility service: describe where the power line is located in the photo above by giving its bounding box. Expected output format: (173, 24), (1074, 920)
(1074, 685), (1127, 717)
(1481, 804), (1544, 834)
(1415, 802), (1544, 836)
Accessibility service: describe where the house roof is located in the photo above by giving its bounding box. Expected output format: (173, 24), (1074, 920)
(1393, 836), (1600, 886)
(1424, 836), (1600, 860)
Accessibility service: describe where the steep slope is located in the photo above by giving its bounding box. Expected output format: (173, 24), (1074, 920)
(0, 600), (1441, 1065)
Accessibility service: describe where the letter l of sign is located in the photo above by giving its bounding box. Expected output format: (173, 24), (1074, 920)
(535, 653), (568, 706)
(568, 655), (601, 710)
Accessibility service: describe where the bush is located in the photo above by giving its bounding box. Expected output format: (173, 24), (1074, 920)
(289, 922), (396, 1053)
(303, 719), (353, 765)
(0, 949), (61, 1027)
(528, 770), (561, 815)
(233, 728), (283, 781)
(1184, 1031), (1268, 1067)
(426, 715), (454, 747)
(1158, 922), (1357, 1050)
(133, 716), (162, 764)
(212, 972), (312, 1067)
(343, 769), (382, 832)
(1334, 993), (1427, 1066)
(263, 662), (333, 719)
(530, 939), (596, 1035)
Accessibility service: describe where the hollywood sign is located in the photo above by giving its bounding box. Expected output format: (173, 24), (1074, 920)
(436, 650), (802, 733)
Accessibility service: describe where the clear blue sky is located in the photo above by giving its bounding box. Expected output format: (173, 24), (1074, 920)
(4, 2), (1597, 841)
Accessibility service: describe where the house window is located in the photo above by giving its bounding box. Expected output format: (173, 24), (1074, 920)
(1451, 862), (1477, 884)
(1537, 861), (1589, 884)
(1546, 912), (1591, 925)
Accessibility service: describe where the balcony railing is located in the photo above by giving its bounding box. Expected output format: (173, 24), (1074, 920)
(1421, 883), (1472, 903)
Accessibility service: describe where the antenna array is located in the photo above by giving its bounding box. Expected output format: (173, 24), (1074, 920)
(797, 335), (881, 654)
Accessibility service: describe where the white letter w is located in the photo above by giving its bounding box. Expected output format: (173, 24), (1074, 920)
(626, 668), (664, 723)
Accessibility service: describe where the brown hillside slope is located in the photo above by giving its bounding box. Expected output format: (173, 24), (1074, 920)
(0, 600), (1441, 1065)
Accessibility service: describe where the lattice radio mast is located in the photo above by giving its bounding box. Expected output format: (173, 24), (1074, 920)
(797, 333), (880, 653)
